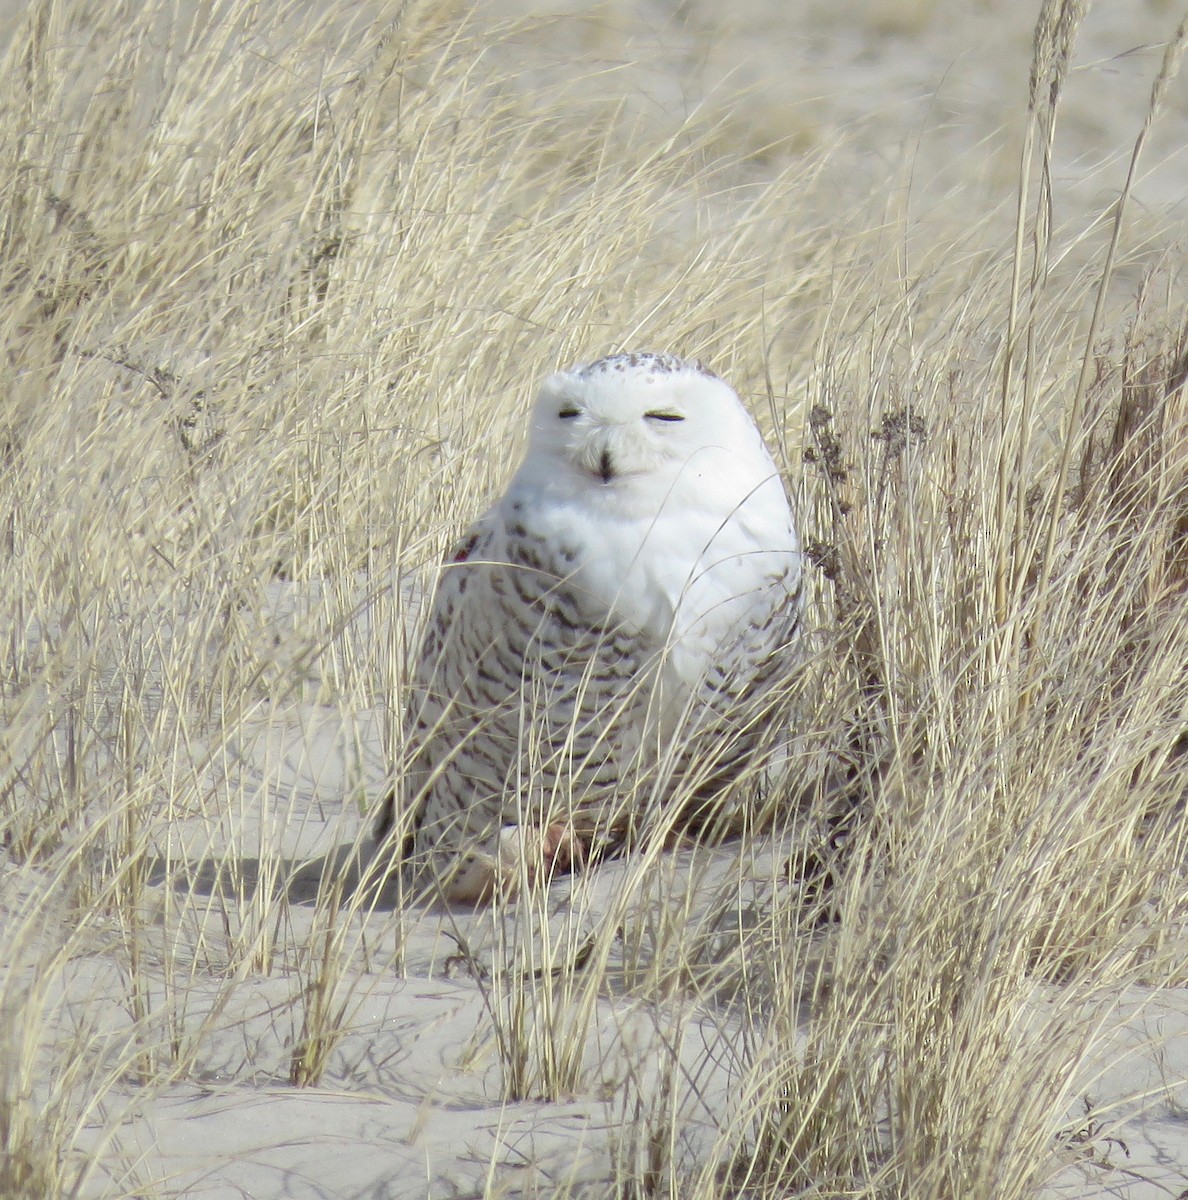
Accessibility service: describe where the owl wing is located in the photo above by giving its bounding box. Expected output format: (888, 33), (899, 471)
(399, 505), (658, 880)
(659, 554), (804, 838)
(371, 515), (499, 851)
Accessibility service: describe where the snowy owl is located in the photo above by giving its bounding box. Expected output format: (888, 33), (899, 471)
(376, 351), (802, 902)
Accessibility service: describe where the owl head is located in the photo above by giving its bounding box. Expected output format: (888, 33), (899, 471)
(523, 352), (775, 494)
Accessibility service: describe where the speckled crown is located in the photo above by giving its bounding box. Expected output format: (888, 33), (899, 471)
(574, 351), (718, 381)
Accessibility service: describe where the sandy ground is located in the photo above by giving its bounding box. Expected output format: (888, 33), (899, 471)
(480, 0), (1188, 229)
(4, 574), (1175, 1199)
(47, 639), (772, 1197)
(43, 713), (1188, 1199)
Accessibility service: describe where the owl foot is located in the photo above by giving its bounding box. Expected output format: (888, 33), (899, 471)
(443, 823), (587, 905)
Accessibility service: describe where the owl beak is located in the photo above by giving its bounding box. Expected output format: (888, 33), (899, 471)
(597, 448), (615, 483)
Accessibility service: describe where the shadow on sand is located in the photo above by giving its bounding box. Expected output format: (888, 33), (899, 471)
(147, 841), (405, 908)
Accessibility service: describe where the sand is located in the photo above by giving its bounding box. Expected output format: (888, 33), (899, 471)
(2, 571), (1175, 1198)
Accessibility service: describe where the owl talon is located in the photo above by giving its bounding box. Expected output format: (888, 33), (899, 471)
(441, 824), (588, 905)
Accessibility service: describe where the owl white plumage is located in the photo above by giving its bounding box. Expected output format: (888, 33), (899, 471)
(376, 352), (802, 901)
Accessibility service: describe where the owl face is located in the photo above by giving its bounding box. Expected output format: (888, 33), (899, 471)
(526, 352), (766, 491)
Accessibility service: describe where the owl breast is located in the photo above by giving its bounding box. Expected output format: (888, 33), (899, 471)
(401, 475), (799, 884)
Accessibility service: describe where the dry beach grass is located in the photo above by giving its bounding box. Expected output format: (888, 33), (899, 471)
(1, 0), (1187, 1196)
